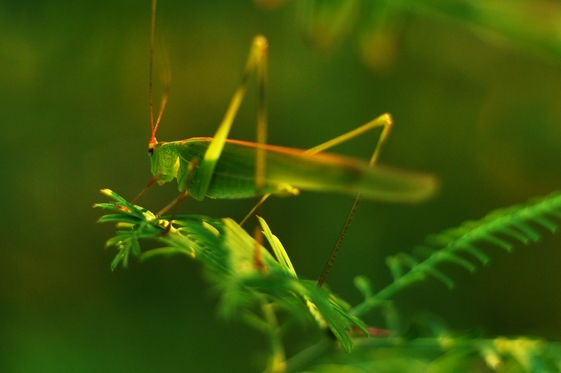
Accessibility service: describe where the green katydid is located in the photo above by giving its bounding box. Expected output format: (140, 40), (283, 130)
(138, 0), (437, 278)
(140, 6), (436, 205)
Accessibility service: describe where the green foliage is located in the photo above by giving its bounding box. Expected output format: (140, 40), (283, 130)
(300, 336), (561, 373)
(95, 189), (366, 357)
(271, 0), (561, 70)
(352, 191), (561, 318)
(95, 190), (561, 372)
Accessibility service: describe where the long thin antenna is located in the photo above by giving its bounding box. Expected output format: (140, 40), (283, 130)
(148, 0), (169, 151)
(133, 0), (165, 206)
(149, 0), (157, 148)
(148, 0), (169, 152)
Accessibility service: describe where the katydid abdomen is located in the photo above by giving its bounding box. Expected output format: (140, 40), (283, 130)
(150, 137), (437, 203)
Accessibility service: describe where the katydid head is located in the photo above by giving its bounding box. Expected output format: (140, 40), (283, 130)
(149, 141), (180, 185)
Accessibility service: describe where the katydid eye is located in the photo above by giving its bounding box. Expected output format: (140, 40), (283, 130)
(148, 148), (154, 157)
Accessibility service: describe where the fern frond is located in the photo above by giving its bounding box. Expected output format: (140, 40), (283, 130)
(293, 335), (561, 373)
(423, 191), (561, 274)
(353, 191), (561, 317)
(95, 189), (364, 353)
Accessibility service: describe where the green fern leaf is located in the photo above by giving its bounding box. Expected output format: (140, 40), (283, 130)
(353, 191), (561, 318)
(96, 189), (365, 354)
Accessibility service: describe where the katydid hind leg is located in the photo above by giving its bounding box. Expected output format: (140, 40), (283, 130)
(235, 112), (395, 282)
(305, 113), (393, 162)
(316, 114), (393, 286)
(242, 113), (394, 221)
(240, 114), (395, 280)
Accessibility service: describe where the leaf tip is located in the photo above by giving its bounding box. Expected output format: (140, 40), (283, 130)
(100, 189), (113, 197)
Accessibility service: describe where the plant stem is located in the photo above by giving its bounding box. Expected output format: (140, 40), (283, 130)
(262, 300), (286, 373)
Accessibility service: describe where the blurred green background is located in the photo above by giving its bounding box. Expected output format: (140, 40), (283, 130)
(3, 0), (561, 371)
